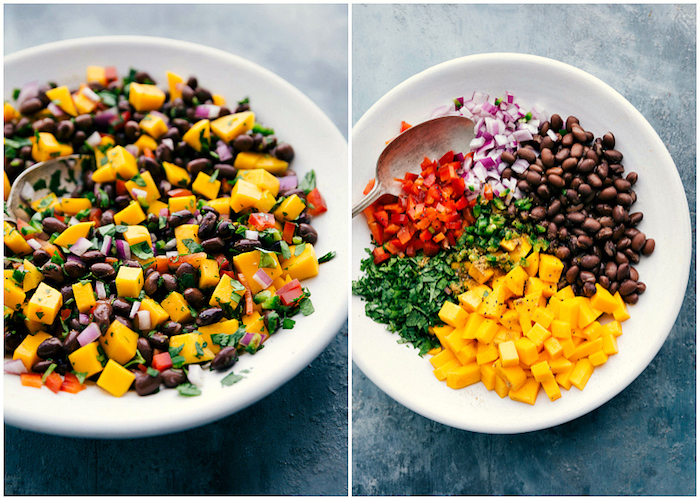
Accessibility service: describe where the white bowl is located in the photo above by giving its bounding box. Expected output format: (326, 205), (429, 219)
(4, 36), (348, 438)
(352, 53), (691, 433)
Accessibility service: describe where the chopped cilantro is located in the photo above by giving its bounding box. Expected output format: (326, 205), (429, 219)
(318, 251), (336, 264)
(221, 372), (244, 386)
(298, 170), (316, 194)
(182, 238), (204, 254)
(294, 242), (306, 256)
(299, 298), (315, 317)
(176, 382), (201, 397)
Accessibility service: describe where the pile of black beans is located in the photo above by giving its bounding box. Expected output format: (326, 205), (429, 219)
(500, 114), (654, 304)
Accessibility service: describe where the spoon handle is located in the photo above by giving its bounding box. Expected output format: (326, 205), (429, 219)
(352, 181), (383, 218)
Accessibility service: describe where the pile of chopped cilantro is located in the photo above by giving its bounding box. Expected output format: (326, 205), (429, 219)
(352, 250), (461, 355)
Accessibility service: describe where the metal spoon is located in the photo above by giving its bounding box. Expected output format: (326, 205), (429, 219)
(352, 115), (476, 218)
(6, 154), (92, 224)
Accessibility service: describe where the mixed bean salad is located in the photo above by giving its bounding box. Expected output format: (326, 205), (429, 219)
(4, 66), (332, 397)
(354, 92), (654, 404)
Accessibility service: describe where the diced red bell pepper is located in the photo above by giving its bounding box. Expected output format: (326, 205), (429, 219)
(390, 213), (408, 225)
(20, 373), (43, 388)
(368, 221), (384, 245)
(44, 372), (63, 393)
(278, 280), (304, 306)
(423, 241), (441, 257)
(396, 225), (413, 245)
(400, 121), (412, 132)
(483, 183), (493, 200)
(60, 308), (71, 321)
(374, 210), (389, 228)
(372, 247), (390, 265)
(116, 179), (128, 196)
(60, 372), (86, 394)
(88, 207), (103, 225)
(455, 196), (469, 210)
(438, 150), (454, 165)
(306, 188), (328, 216)
(363, 178), (376, 195)
(249, 212), (276, 231)
(152, 352), (173, 372)
(105, 66), (118, 83)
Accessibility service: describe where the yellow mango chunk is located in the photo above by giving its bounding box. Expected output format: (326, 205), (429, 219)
(32, 132), (73, 162)
(476, 342), (499, 365)
(569, 359), (594, 390)
(13, 332), (52, 370)
(234, 152), (289, 175)
(4, 171), (11, 201)
(161, 292), (193, 323)
(206, 197), (231, 216)
(162, 161), (191, 187)
(198, 319), (241, 355)
(147, 199), (169, 217)
(254, 190), (277, 213)
(107, 146), (138, 180)
(26, 282), (63, 324)
(242, 311), (268, 335)
(125, 171), (160, 203)
(174, 224), (200, 255)
(167, 71), (184, 101)
(86, 66), (107, 86)
(122, 225), (151, 247)
(139, 113), (168, 139)
(541, 378), (562, 401)
(114, 201), (146, 225)
(45, 86), (78, 116)
(274, 194), (306, 222)
(233, 250), (283, 295)
(229, 179), (263, 213)
(504, 265), (528, 296)
(139, 297), (170, 327)
(68, 342), (104, 378)
(494, 360), (527, 391)
(53, 221), (95, 248)
(237, 170), (279, 199)
(210, 111), (255, 142)
(169, 195), (197, 213)
(209, 274), (245, 308)
(509, 378), (540, 405)
(72, 281), (96, 313)
(280, 244), (319, 282)
(446, 363), (481, 389)
(21, 259), (43, 292)
(129, 82), (166, 112)
(192, 171), (221, 200)
(438, 301), (468, 329)
(60, 198), (92, 215)
(100, 320), (139, 365)
(182, 119), (210, 152)
(92, 164), (117, 183)
(498, 340), (520, 367)
(133, 134), (158, 155)
(169, 332), (215, 364)
(115, 266), (144, 298)
(4, 222), (32, 256)
(481, 286), (507, 319)
(468, 261), (494, 284)
(97, 359), (136, 397)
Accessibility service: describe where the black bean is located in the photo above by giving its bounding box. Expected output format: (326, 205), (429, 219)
(186, 158), (211, 176)
(603, 149), (623, 163)
(274, 142), (295, 161)
(64, 259), (87, 279)
(161, 368), (187, 388)
(619, 279), (638, 296)
(144, 271), (161, 296)
(631, 232), (647, 252)
(626, 172), (638, 185)
(548, 174), (565, 189)
(567, 212), (585, 225)
(162, 321), (182, 336)
(201, 237), (225, 253)
(32, 359), (55, 373)
(176, 262), (196, 282)
(148, 332), (170, 350)
(214, 164), (238, 179)
(198, 212), (219, 240)
(233, 239), (260, 253)
(41, 262), (65, 285)
(211, 346), (239, 371)
(91, 262), (116, 279)
(298, 224), (318, 244)
(37, 337), (63, 359)
(81, 250), (106, 265)
(137, 338), (153, 367)
(31, 249), (51, 268)
(93, 301), (113, 328)
(184, 288), (206, 309)
(42, 217), (68, 235)
(598, 186), (617, 202)
(582, 218), (601, 233)
(582, 282), (597, 297)
(196, 308), (224, 326)
(161, 274), (178, 292)
(74, 114), (94, 130)
(55, 120), (75, 141)
(579, 271), (596, 283)
(134, 370), (162, 396)
(555, 246), (571, 261)
(565, 265), (579, 284)
(168, 210), (192, 227)
(636, 282), (646, 294)
(581, 255), (600, 270)
(19, 97), (44, 115)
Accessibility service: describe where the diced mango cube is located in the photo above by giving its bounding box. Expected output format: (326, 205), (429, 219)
(494, 360), (527, 391)
(229, 179), (263, 212)
(123, 225), (152, 247)
(538, 254), (564, 283)
(514, 337), (539, 366)
(192, 171), (221, 200)
(498, 340), (520, 367)
(531, 360), (555, 382)
(280, 244), (319, 282)
(72, 281), (96, 313)
(174, 224), (200, 255)
(182, 119), (211, 152)
(13, 332), (51, 370)
(115, 266), (144, 298)
(60, 197), (92, 215)
(45, 86), (78, 116)
(509, 378), (541, 405)
(162, 161), (191, 187)
(209, 274), (245, 308)
(139, 297), (170, 326)
(97, 359), (136, 397)
(476, 342), (499, 365)
(169, 195), (197, 213)
(273, 194), (306, 222)
(129, 82), (166, 112)
(167, 71), (184, 101)
(541, 378), (562, 401)
(4, 222), (32, 256)
(161, 292), (193, 324)
(114, 201), (146, 225)
(446, 363), (481, 389)
(68, 342), (104, 378)
(53, 221), (95, 248)
(21, 259), (43, 292)
(438, 301), (469, 329)
(589, 350), (609, 366)
(125, 171), (160, 203)
(169, 332), (215, 364)
(100, 320), (139, 365)
(234, 152), (289, 175)
(210, 111), (255, 143)
(199, 259), (221, 289)
(26, 282), (63, 324)
(569, 359), (594, 390)
(32, 132), (73, 162)
(139, 113), (168, 139)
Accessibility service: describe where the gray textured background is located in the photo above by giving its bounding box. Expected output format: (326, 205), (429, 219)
(352, 4), (696, 496)
(4, 4), (348, 495)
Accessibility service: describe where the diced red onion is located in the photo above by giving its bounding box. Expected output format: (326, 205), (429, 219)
(101, 235), (113, 255)
(278, 175), (298, 193)
(510, 159), (530, 175)
(4, 359), (28, 375)
(26, 238), (42, 251)
(164, 238), (177, 250)
(80, 86), (101, 103)
(188, 364), (205, 386)
(245, 230), (259, 240)
(252, 269), (273, 289)
(16, 81), (38, 105)
(186, 218), (197, 225)
(69, 237), (93, 256)
(129, 301), (141, 319)
(166, 250), (179, 258)
(115, 240), (131, 260)
(95, 281), (107, 299)
(48, 102), (67, 118)
(125, 145), (139, 158)
(131, 188), (147, 200)
(195, 104), (221, 119)
(148, 110), (169, 124)
(77, 323), (101, 347)
(86, 131), (102, 148)
(216, 141), (233, 162)
(136, 310), (152, 331)
(94, 108), (118, 128)
(161, 138), (175, 151)
(239, 332), (256, 346)
(78, 313), (90, 325)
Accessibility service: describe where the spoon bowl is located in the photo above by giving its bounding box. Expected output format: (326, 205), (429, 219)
(351, 115), (475, 217)
(6, 154), (91, 223)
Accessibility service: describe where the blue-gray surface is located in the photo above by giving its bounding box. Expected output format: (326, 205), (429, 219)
(4, 4), (348, 496)
(352, 4), (695, 496)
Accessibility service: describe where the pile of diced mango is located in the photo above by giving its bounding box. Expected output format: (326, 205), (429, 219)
(428, 236), (630, 405)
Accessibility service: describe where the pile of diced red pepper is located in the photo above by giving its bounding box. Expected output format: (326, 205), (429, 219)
(362, 150), (479, 264)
